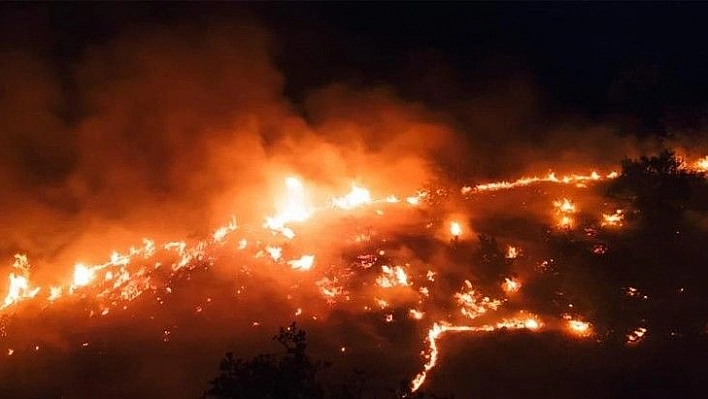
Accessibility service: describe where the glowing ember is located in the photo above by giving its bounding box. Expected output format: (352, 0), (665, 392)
(567, 319), (592, 336)
(505, 245), (519, 259)
(409, 309), (425, 320)
(601, 209), (624, 227)
(455, 280), (502, 319)
(626, 327), (648, 345)
(694, 156), (708, 172)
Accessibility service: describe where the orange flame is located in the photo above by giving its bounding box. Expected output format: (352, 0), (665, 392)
(332, 184), (372, 209)
(502, 277), (521, 294)
(449, 221), (462, 238)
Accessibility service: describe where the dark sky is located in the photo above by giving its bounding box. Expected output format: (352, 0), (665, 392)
(3, 2), (708, 131)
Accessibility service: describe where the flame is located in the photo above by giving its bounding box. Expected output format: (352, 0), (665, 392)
(455, 280), (502, 319)
(264, 246), (282, 262)
(472, 170), (616, 192)
(264, 177), (312, 237)
(288, 255), (315, 271)
(553, 198), (576, 228)
(553, 198), (576, 213)
(566, 319), (592, 336)
(1, 159), (700, 393)
(411, 314), (544, 392)
(376, 265), (410, 288)
(2, 255), (40, 308)
(409, 309), (425, 320)
(693, 156), (708, 172)
(502, 277), (521, 294)
(213, 217), (237, 242)
(601, 209), (624, 227)
(626, 327), (648, 345)
(449, 221), (462, 238)
(332, 184), (372, 209)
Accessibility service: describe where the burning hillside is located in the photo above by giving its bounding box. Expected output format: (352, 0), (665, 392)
(2, 156), (707, 397)
(1, 6), (708, 398)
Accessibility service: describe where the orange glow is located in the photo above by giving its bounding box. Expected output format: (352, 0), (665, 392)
(264, 177), (312, 238)
(2, 255), (41, 308)
(505, 245), (519, 259)
(288, 254), (315, 271)
(473, 170), (617, 192)
(502, 277), (521, 294)
(409, 309), (424, 320)
(567, 319), (592, 336)
(72, 264), (94, 288)
(1, 155), (695, 394)
(553, 198), (576, 228)
(693, 156), (708, 172)
(554, 198), (576, 213)
(332, 184), (372, 209)
(455, 280), (502, 320)
(626, 327), (648, 345)
(376, 265), (411, 288)
(601, 209), (624, 227)
(449, 221), (462, 238)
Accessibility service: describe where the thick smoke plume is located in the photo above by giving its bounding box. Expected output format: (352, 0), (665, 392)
(0, 19), (459, 280)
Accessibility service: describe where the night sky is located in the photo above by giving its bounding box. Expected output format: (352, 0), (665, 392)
(4, 3), (708, 127)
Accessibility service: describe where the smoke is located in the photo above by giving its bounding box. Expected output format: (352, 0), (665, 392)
(0, 17), (461, 276)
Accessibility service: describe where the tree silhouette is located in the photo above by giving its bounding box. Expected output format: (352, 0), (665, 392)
(204, 322), (329, 399)
(606, 150), (701, 231)
(204, 324), (455, 399)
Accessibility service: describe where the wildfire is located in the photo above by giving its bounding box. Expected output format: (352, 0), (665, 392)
(2, 158), (697, 394)
(553, 198), (576, 228)
(288, 255), (315, 271)
(472, 170), (615, 193)
(411, 314), (544, 392)
(502, 277), (521, 294)
(554, 198), (576, 214)
(213, 217), (238, 242)
(2, 255), (40, 308)
(601, 209), (624, 227)
(409, 309), (425, 320)
(449, 221), (462, 239)
(694, 156), (708, 173)
(332, 184), (372, 209)
(376, 265), (411, 288)
(72, 264), (94, 288)
(264, 177), (312, 238)
(455, 280), (502, 319)
(626, 327), (648, 345)
(566, 319), (592, 337)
